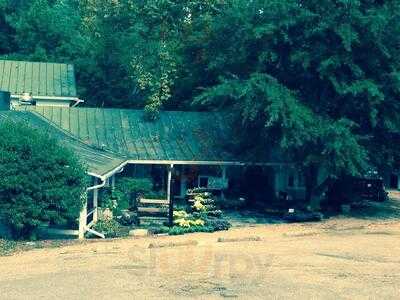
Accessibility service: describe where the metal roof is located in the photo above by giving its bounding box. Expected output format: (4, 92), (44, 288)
(20, 107), (239, 163)
(0, 111), (124, 177)
(0, 60), (77, 98)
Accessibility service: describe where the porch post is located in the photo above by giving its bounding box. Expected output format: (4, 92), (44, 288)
(78, 195), (88, 240)
(93, 178), (99, 223)
(221, 165), (227, 200)
(111, 175), (116, 189)
(397, 174), (400, 190)
(167, 164), (174, 226)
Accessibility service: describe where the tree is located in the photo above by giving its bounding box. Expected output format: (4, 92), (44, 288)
(1, 0), (399, 203)
(190, 0), (400, 200)
(0, 121), (87, 239)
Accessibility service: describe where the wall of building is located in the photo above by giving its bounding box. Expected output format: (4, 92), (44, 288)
(273, 166), (306, 200)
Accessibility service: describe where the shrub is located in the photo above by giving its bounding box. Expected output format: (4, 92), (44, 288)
(168, 225), (214, 235)
(205, 218), (231, 231)
(148, 225), (170, 235)
(0, 121), (87, 240)
(0, 239), (17, 256)
(92, 218), (127, 238)
(167, 192), (232, 235)
(101, 178), (154, 215)
(100, 188), (129, 216)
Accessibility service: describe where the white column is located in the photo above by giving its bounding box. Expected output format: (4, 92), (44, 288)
(78, 195), (88, 240)
(167, 164), (173, 202)
(167, 164), (174, 226)
(111, 175), (116, 189)
(221, 165), (227, 200)
(93, 178), (99, 223)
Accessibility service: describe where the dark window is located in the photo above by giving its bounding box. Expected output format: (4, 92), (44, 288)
(390, 174), (398, 189)
(199, 177), (209, 187)
(288, 174), (295, 187)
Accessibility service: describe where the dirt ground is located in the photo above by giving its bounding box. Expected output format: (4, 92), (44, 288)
(1, 193), (400, 299)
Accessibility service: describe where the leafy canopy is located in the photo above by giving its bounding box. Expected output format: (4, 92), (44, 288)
(0, 0), (399, 186)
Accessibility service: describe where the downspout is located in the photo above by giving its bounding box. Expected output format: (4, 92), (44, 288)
(78, 175), (107, 239)
(71, 99), (84, 107)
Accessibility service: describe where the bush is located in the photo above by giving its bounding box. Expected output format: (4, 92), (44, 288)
(0, 239), (17, 256)
(166, 192), (232, 235)
(205, 218), (231, 231)
(92, 218), (127, 238)
(100, 178), (154, 215)
(168, 225), (214, 235)
(148, 225), (170, 235)
(0, 121), (87, 240)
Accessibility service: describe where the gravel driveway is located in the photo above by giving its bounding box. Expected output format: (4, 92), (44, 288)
(1, 197), (400, 299)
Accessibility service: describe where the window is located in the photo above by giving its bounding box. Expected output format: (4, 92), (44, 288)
(199, 176), (209, 187)
(288, 174), (295, 187)
(298, 172), (305, 187)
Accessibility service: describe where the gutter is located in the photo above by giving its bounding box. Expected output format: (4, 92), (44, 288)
(10, 94), (84, 106)
(87, 160), (291, 183)
(86, 177), (106, 191)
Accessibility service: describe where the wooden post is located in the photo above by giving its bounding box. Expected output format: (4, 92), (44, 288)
(93, 178), (99, 223)
(167, 164), (174, 227)
(78, 195), (88, 240)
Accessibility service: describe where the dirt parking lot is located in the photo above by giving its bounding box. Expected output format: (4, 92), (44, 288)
(1, 195), (400, 300)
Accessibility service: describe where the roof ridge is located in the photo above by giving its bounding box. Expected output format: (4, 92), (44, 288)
(66, 107), (226, 114)
(0, 59), (74, 66)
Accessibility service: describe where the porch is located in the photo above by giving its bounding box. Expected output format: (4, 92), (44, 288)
(78, 161), (305, 239)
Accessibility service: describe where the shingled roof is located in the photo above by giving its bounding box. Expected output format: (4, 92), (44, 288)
(20, 106), (238, 163)
(0, 60), (77, 98)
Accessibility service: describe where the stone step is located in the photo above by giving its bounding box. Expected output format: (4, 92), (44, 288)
(139, 198), (169, 206)
(139, 216), (169, 226)
(138, 207), (169, 214)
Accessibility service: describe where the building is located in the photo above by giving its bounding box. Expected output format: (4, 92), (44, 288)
(0, 104), (306, 238)
(0, 59), (82, 108)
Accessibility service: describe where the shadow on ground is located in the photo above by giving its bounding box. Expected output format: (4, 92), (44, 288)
(349, 192), (400, 220)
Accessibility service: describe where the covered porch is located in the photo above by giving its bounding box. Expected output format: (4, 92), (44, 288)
(78, 160), (299, 239)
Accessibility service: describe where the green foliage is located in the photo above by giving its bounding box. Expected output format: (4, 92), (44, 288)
(100, 177), (153, 215)
(0, 121), (87, 239)
(168, 225), (214, 236)
(147, 225), (170, 235)
(0, 239), (17, 256)
(92, 218), (127, 238)
(100, 188), (128, 216)
(1, 0), (400, 197)
(204, 218), (231, 231)
(170, 192), (231, 234)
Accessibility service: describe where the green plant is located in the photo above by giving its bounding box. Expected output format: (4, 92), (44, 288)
(115, 177), (154, 208)
(100, 188), (129, 216)
(92, 219), (127, 238)
(0, 121), (87, 240)
(100, 178), (154, 216)
(148, 226), (170, 235)
(168, 225), (214, 236)
(205, 218), (231, 231)
(0, 239), (17, 256)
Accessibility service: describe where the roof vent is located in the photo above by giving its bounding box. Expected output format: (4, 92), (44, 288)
(19, 92), (34, 105)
